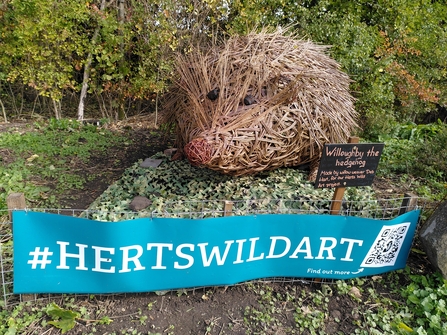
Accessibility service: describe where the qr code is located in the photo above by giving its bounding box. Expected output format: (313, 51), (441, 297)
(360, 223), (410, 268)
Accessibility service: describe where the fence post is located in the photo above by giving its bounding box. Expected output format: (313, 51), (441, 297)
(224, 201), (233, 217)
(6, 193), (34, 302)
(398, 193), (418, 215)
(7, 192), (26, 226)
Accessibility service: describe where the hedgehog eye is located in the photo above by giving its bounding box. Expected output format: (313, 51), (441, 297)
(244, 95), (255, 105)
(207, 88), (219, 101)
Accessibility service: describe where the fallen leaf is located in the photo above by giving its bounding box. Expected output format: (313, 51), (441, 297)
(301, 305), (311, 315)
(349, 286), (362, 299)
(27, 154), (39, 162)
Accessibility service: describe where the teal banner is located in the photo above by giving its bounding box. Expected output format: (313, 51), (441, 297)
(13, 210), (420, 294)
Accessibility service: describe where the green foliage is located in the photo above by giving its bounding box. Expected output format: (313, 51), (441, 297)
(226, 0), (447, 136)
(2, 271), (444, 335)
(331, 272), (447, 334)
(0, 303), (46, 335)
(3, 0), (91, 101)
(242, 273), (447, 335)
(2, 0), (446, 125)
(312, 0), (447, 133)
(401, 273), (447, 334)
(378, 138), (419, 176)
(46, 302), (79, 334)
(0, 0), (184, 118)
(381, 121), (445, 142)
(293, 288), (329, 335)
(410, 127), (447, 181)
(0, 119), (127, 210)
(0, 299), (113, 335)
(243, 283), (331, 335)
(87, 151), (380, 221)
(377, 121), (447, 190)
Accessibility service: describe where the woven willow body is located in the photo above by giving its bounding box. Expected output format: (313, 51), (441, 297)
(164, 29), (358, 177)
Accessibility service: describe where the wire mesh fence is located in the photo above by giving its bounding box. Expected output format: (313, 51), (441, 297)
(0, 195), (426, 309)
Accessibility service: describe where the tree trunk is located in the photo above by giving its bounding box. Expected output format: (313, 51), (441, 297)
(53, 99), (61, 119)
(0, 97), (7, 122)
(77, 0), (107, 121)
(117, 0), (126, 120)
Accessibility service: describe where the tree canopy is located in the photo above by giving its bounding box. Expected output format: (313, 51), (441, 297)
(0, 0), (445, 136)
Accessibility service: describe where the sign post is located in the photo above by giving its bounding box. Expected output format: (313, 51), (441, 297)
(330, 137), (359, 215)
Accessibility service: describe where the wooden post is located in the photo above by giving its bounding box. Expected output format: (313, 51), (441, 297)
(6, 193), (34, 302)
(224, 201), (233, 217)
(398, 193), (418, 215)
(329, 136), (360, 215)
(7, 192), (26, 224)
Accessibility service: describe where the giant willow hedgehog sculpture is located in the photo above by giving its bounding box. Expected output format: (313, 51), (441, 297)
(164, 28), (358, 179)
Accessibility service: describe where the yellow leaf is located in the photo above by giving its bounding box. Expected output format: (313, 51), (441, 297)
(397, 322), (413, 332)
(27, 154), (39, 162)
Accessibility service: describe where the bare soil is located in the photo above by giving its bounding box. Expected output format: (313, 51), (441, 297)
(2, 117), (435, 335)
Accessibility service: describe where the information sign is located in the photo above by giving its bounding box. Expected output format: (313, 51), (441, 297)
(13, 209), (419, 294)
(315, 143), (384, 188)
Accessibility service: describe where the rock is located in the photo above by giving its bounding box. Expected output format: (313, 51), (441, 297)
(129, 196), (152, 211)
(140, 158), (163, 168)
(330, 309), (342, 320)
(419, 201), (447, 278)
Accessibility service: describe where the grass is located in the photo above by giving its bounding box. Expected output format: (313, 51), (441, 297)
(0, 118), (127, 210)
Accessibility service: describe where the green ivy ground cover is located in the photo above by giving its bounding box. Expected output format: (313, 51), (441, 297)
(87, 152), (387, 222)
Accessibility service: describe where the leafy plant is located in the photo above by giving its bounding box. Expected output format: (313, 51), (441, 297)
(46, 302), (80, 334)
(244, 284), (288, 334)
(401, 272), (447, 334)
(374, 120), (447, 200)
(329, 269), (447, 335)
(410, 126), (447, 181)
(86, 150), (381, 221)
(2, 0), (91, 117)
(0, 303), (45, 335)
(293, 289), (329, 335)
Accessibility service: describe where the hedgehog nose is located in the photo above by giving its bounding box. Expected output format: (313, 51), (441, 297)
(207, 88), (220, 101)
